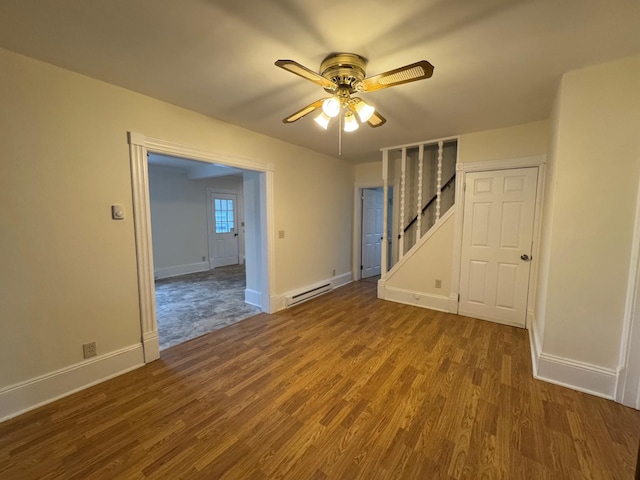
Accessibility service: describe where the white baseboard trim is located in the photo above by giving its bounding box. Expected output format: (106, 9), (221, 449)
(528, 313), (542, 378)
(0, 344), (144, 423)
(527, 314), (616, 400)
(245, 288), (262, 308)
(382, 286), (451, 313)
(270, 294), (286, 313)
(154, 261), (209, 279)
(142, 331), (160, 362)
(331, 272), (353, 290)
(448, 293), (459, 314)
(535, 353), (617, 400)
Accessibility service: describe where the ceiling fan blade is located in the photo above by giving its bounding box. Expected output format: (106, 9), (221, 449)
(358, 60), (434, 92)
(348, 103), (386, 128)
(275, 59), (336, 90)
(282, 98), (324, 123)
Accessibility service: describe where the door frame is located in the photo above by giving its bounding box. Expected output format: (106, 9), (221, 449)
(128, 132), (275, 363)
(206, 188), (243, 269)
(353, 181), (382, 281)
(361, 187), (384, 279)
(451, 155), (546, 329)
(615, 172), (640, 408)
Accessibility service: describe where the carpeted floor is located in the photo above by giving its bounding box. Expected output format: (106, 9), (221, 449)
(154, 264), (261, 350)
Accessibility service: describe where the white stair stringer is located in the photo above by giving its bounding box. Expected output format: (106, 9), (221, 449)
(378, 206), (456, 312)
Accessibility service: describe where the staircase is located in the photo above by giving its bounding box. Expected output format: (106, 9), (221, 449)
(377, 138), (459, 311)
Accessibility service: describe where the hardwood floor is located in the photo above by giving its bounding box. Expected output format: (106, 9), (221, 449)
(1, 280), (639, 479)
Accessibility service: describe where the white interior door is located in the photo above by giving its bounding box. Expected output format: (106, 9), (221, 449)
(209, 192), (239, 268)
(362, 188), (383, 278)
(459, 168), (538, 327)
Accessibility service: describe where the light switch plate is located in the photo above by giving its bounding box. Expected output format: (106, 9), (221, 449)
(111, 204), (125, 220)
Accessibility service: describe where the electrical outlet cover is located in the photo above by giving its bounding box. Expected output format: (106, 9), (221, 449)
(83, 342), (97, 359)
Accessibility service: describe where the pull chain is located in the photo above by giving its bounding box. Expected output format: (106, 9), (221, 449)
(338, 110), (342, 156)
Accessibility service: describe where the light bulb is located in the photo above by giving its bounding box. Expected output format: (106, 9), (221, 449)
(322, 97), (340, 118)
(355, 100), (375, 122)
(314, 112), (331, 130)
(343, 112), (359, 132)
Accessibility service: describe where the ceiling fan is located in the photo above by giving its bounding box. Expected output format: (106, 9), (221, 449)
(275, 53), (434, 132)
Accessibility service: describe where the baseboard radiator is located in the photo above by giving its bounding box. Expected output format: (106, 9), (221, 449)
(285, 282), (332, 307)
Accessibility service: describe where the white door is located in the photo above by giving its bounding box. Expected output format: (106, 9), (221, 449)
(362, 188), (383, 278)
(459, 168), (538, 327)
(209, 192), (239, 268)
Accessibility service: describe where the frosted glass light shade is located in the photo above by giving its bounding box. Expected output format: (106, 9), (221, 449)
(343, 112), (359, 132)
(322, 97), (340, 118)
(314, 112), (331, 129)
(355, 100), (375, 122)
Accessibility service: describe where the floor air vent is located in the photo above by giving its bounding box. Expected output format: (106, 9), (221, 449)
(285, 282), (332, 307)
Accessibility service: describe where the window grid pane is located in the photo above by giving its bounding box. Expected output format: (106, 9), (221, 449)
(214, 197), (235, 234)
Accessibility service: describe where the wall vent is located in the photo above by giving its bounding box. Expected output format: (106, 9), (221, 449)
(285, 282), (332, 307)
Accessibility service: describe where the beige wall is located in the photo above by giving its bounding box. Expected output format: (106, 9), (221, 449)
(533, 89), (563, 344)
(355, 161), (383, 185)
(458, 120), (549, 163)
(356, 120), (549, 189)
(148, 167), (244, 272)
(385, 214), (455, 294)
(0, 48), (354, 389)
(537, 55), (640, 369)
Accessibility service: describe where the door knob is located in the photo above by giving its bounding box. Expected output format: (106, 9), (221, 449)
(520, 254), (530, 261)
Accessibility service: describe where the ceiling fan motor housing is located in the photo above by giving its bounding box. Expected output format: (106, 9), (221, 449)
(320, 53), (367, 93)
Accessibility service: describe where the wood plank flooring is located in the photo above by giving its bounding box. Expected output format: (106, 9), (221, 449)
(1, 280), (639, 479)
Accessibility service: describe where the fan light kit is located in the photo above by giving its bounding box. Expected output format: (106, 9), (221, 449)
(275, 53), (434, 153)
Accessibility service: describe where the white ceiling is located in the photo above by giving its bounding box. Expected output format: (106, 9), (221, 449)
(1, 0), (639, 163)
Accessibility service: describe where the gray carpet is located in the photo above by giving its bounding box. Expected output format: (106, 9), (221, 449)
(154, 264), (261, 350)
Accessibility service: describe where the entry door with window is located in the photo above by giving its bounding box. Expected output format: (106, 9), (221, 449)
(209, 192), (239, 268)
(458, 167), (538, 327)
(362, 188), (383, 278)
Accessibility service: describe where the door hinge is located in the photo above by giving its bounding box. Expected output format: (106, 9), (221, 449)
(463, 182), (466, 191)
(360, 265), (363, 270)
(458, 293), (460, 301)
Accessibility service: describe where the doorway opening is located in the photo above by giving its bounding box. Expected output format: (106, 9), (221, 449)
(128, 132), (274, 362)
(147, 153), (263, 350)
(355, 186), (393, 281)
